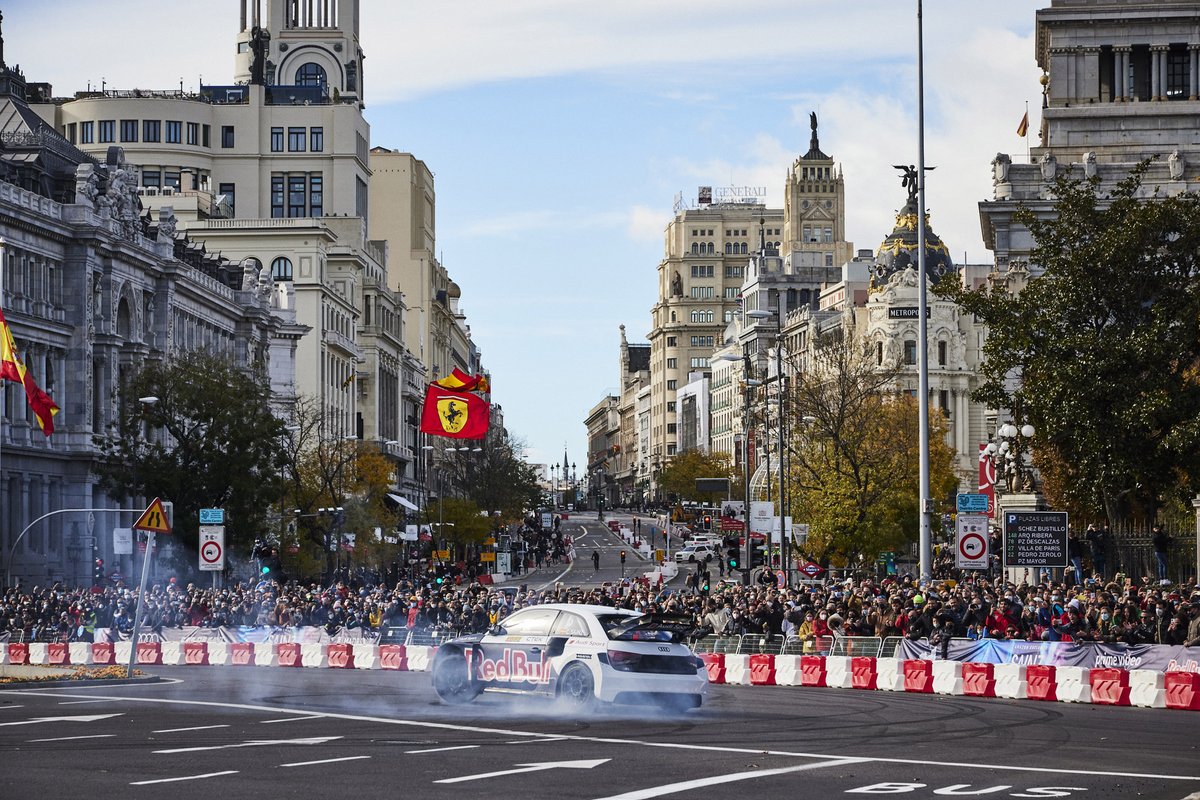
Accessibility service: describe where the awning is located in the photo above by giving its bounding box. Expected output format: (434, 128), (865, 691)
(387, 493), (420, 512)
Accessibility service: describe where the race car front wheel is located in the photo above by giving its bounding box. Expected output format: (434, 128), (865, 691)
(432, 649), (482, 705)
(557, 663), (596, 710)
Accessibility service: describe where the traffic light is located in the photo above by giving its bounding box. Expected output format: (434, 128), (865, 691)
(703, 515), (712, 531)
(749, 538), (766, 569)
(93, 558), (104, 584)
(727, 547), (740, 571)
(619, 550), (627, 564)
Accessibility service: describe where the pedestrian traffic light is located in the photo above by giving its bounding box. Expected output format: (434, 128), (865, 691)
(727, 547), (740, 570)
(749, 538), (766, 569)
(93, 558), (104, 584)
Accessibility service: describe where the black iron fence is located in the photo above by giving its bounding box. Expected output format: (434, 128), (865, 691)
(1093, 523), (1196, 584)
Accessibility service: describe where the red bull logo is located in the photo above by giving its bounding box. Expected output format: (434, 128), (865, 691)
(468, 647), (551, 684)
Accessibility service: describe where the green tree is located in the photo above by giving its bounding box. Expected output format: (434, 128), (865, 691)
(786, 330), (958, 567)
(658, 449), (734, 506)
(935, 164), (1200, 523)
(441, 429), (542, 524)
(94, 351), (288, 562)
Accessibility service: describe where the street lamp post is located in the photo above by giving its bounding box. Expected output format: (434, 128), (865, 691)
(983, 423), (1037, 496)
(747, 308), (789, 586)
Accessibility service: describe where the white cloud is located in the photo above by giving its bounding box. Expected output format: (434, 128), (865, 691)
(626, 205), (668, 242)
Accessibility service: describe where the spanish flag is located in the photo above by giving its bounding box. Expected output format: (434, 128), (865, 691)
(0, 307), (60, 435)
(419, 383), (490, 440)
(1016, 111), (1029, 138)
(433, 368), (490, 394)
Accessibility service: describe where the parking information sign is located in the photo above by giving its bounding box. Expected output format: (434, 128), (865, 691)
(1003, 511), (1068, 567)
(955, 513), (989, 569)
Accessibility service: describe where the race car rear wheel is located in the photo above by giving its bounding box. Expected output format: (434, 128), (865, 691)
(432, 649), (482, 705)
(556, 662), (596, 710)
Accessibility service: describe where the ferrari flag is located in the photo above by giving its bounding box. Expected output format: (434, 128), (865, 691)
(432, 367), (490, 394)
(0, 306), (60, 435)
(419, 384), (489, 439)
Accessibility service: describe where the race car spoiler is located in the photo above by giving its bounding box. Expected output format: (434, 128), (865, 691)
(607, 614), (699, 643)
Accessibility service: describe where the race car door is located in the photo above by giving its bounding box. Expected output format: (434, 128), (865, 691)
(476, 606), (559, 691)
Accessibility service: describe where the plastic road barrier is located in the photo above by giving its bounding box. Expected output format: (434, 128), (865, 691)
(1090, 668), (1131, 706)
(91, 642), (115, 665)
(27, 643), (48, 665)
(68, 642), (93, 665)
(230, 642), (255, 666)
(7, 642), (29, 665)
(300, 642), (327, 668)
(352, 644), (379, 670)
(46, 642), (70, 665)
(748, 654), (776, 685)
(1165, 671), (1200, 711)
(851, 656), (877, 690)
(113, 641), (132, 666)
(1056, 666), (1092, 703)
(327, 643), (355, 669)
(405, 645), (434, 672)
(825, 655), (853, 689)
(775, 655), (803, 686)
(378, 644), (407, 670)
(962, 662), (996, 697)
(160, 642), (184, 665)
(903, 659), (934, 693)
(206, 642), (230, 666)
(724, 654), (751, 685)
(1129, 669), (1166, 708)
(276, 642), (302, 667)
(183, 642), (209, 665)
(932, 660), (964, 695)
(254, 642), (278, 667)
(995, 663), (1028, 699)
(136, 641), (162, 665)
(699, 653), (726, 684)
(1026, 664), (1056, 701)
(875, 657), (906, 691)
(800, 655), (827, 687)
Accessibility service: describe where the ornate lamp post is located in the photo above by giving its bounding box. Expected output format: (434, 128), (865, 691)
(983, 423), (1037, 495)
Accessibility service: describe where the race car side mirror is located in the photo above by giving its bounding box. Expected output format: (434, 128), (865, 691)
(490, 624), (506, 636)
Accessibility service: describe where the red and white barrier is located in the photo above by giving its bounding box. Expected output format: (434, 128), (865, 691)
(1129, 670), (1165, 708)
(1090, 667), (1131, 706)
(875, 657), (906, 691)
(300, 643), (327, 668)
(995, 663), (1027, 699)
(230, 642), (255, 666)
(91, 641), (115, 665)
(113, 641), (133, 666)
(68, 642), (92, 666)
(800, 655), (826, 687)
(183, 642), (208, 665)
(850, 656), (877, 690)
(378, 644), (407, 670)
(700, 653), (726, 684)
(748, 654), (776, 685)
(207, 642), (230, 666)
(254, 642), (277, 667)
(1026, 664), (1056, 701)
(1165, 671), (1200, 711)
(136, 641), (162, 665)
(962, 662), (996, 698)
(932, 660), (963, 695)
(723, 654), (751, 685)
(405, 645), (434, 672)
(1056, 666), (1091, 703)
(775, 655), (803, 686)
(903, 659), (933, 693)
(327, 643), (355, 669)
(276, 642), (302, 667)
(825, 656), (853, 689)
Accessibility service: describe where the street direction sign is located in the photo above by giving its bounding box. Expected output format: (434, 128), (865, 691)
(199, 526), (225, 571)
(199, 508), (225, 525)
(133, 498), (172, 534)
(1004, 511), (1068, 568)
(956, 493), (989, 513)
(955, 513), (989, 569)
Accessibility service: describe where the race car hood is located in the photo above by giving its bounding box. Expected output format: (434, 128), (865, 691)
(606, 614), (699, 644)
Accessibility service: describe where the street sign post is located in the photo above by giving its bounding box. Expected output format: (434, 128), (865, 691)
(955, 513), (989, 569)
(199, 526), (225, 575)
(199, 508), (225, 525)
(956, 493), (989, 514)
(1003, 511), (1068, 568)
(128, 497), (173, 678)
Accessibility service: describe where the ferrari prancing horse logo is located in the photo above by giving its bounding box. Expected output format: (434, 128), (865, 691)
(437, 396), (468, 434)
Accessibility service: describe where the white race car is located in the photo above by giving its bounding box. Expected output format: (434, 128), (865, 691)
(430, 603), (707, 711)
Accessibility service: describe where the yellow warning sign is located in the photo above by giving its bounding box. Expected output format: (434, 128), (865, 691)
(133, 497), (172, 534)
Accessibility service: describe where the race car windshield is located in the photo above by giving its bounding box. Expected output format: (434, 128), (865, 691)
(600, 613), (697, 643)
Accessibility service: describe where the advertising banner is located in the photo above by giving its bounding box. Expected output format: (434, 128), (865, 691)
(896, 638), (1200, 673)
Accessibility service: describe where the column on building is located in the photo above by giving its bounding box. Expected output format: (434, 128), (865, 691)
(1190, 44), (1199, 100)
(1115, 46), (1129, 101)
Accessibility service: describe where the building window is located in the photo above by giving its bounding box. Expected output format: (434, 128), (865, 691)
(186, 122), (199, 146)
(271, 256), (293, 282)
(876, 340), (883, 366)
(667, 402), (676, 412)
(80, 121), (93, 143)
(725, 266), (743, 279)
(217, 183), (235, 217)
(724, 310), (735, 323)
(666, 336), (676, 347)
(287, 174), (306, 217)
(143, 120), (160, 142)
(270, 127), (284, 152)
(690, 286), (715, 299)
(202, 124), (211, 147)
(163, 170), (181, 190)
(98, 120), (115, 143)
(65, 123), (77, 143)
(690, 335), (714, 348)
(142, 170), (161, 188)
(825, 253), (834, 267)
(666, 380), (677, 390)
(666, 358), (677, 369)
(938, 340), (947, 366)
(723, 287), (739, 299)
(165, 120), (182, 143)
(689, 309), (714, 323)
(903, 340), (917, 365)
(310, 126), (323, 152)
(823, 227), (833, 243)
(940, 390), (951, 417)
(288, 127), (306, 151)
(270, 175), (284, 217)
(221, 125), (234, 148)
(690, 357), (709, 369)
(309, 174), (323, 216)
(667, 423), (677, 434)
(690, 265), (713, 278)
(295, 62), (327, 87)
(119, 119), (138, 142)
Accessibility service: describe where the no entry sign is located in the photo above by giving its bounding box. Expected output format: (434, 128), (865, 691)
(955, 513), (989, 569)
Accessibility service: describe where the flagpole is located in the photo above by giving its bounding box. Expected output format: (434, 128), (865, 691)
(1025, 99), (1031, 163)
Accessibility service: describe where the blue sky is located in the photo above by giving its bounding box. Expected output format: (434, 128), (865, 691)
(9, 0), (1045, 468)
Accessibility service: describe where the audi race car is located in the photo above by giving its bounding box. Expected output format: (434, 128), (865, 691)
(430, 603), (708, 711)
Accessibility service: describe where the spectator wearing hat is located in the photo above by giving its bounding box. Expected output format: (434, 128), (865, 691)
(1052, 600), (1091, 641)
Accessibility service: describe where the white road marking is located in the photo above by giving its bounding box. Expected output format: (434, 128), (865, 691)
(27, 734), (116, 743)
(152, 724), (231, 734)
(154, 735), (342, 754)
(259, 715), (326, 724)
(10, 689), (1200, 783)
(507, 736), (569, 744)
(0, 713), (122, 728)
(281, 755), (371, 768)
(58, 699), (112, 705)
(0, 705), (23, 710)
(592, 757), (866, 800)
(436, 758), (610, 784)
(130, 770), (238, 785)
(406, 745), (480, 754)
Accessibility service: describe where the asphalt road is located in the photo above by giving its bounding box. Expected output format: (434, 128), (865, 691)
(4, 664), (1200, 799)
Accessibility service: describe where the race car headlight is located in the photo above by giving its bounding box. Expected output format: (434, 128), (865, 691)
(603, 649), (642, 672)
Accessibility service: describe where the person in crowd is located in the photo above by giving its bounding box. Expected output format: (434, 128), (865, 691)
(1152, 525), (1171, 584)
(1085, 523), (1109, 580)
